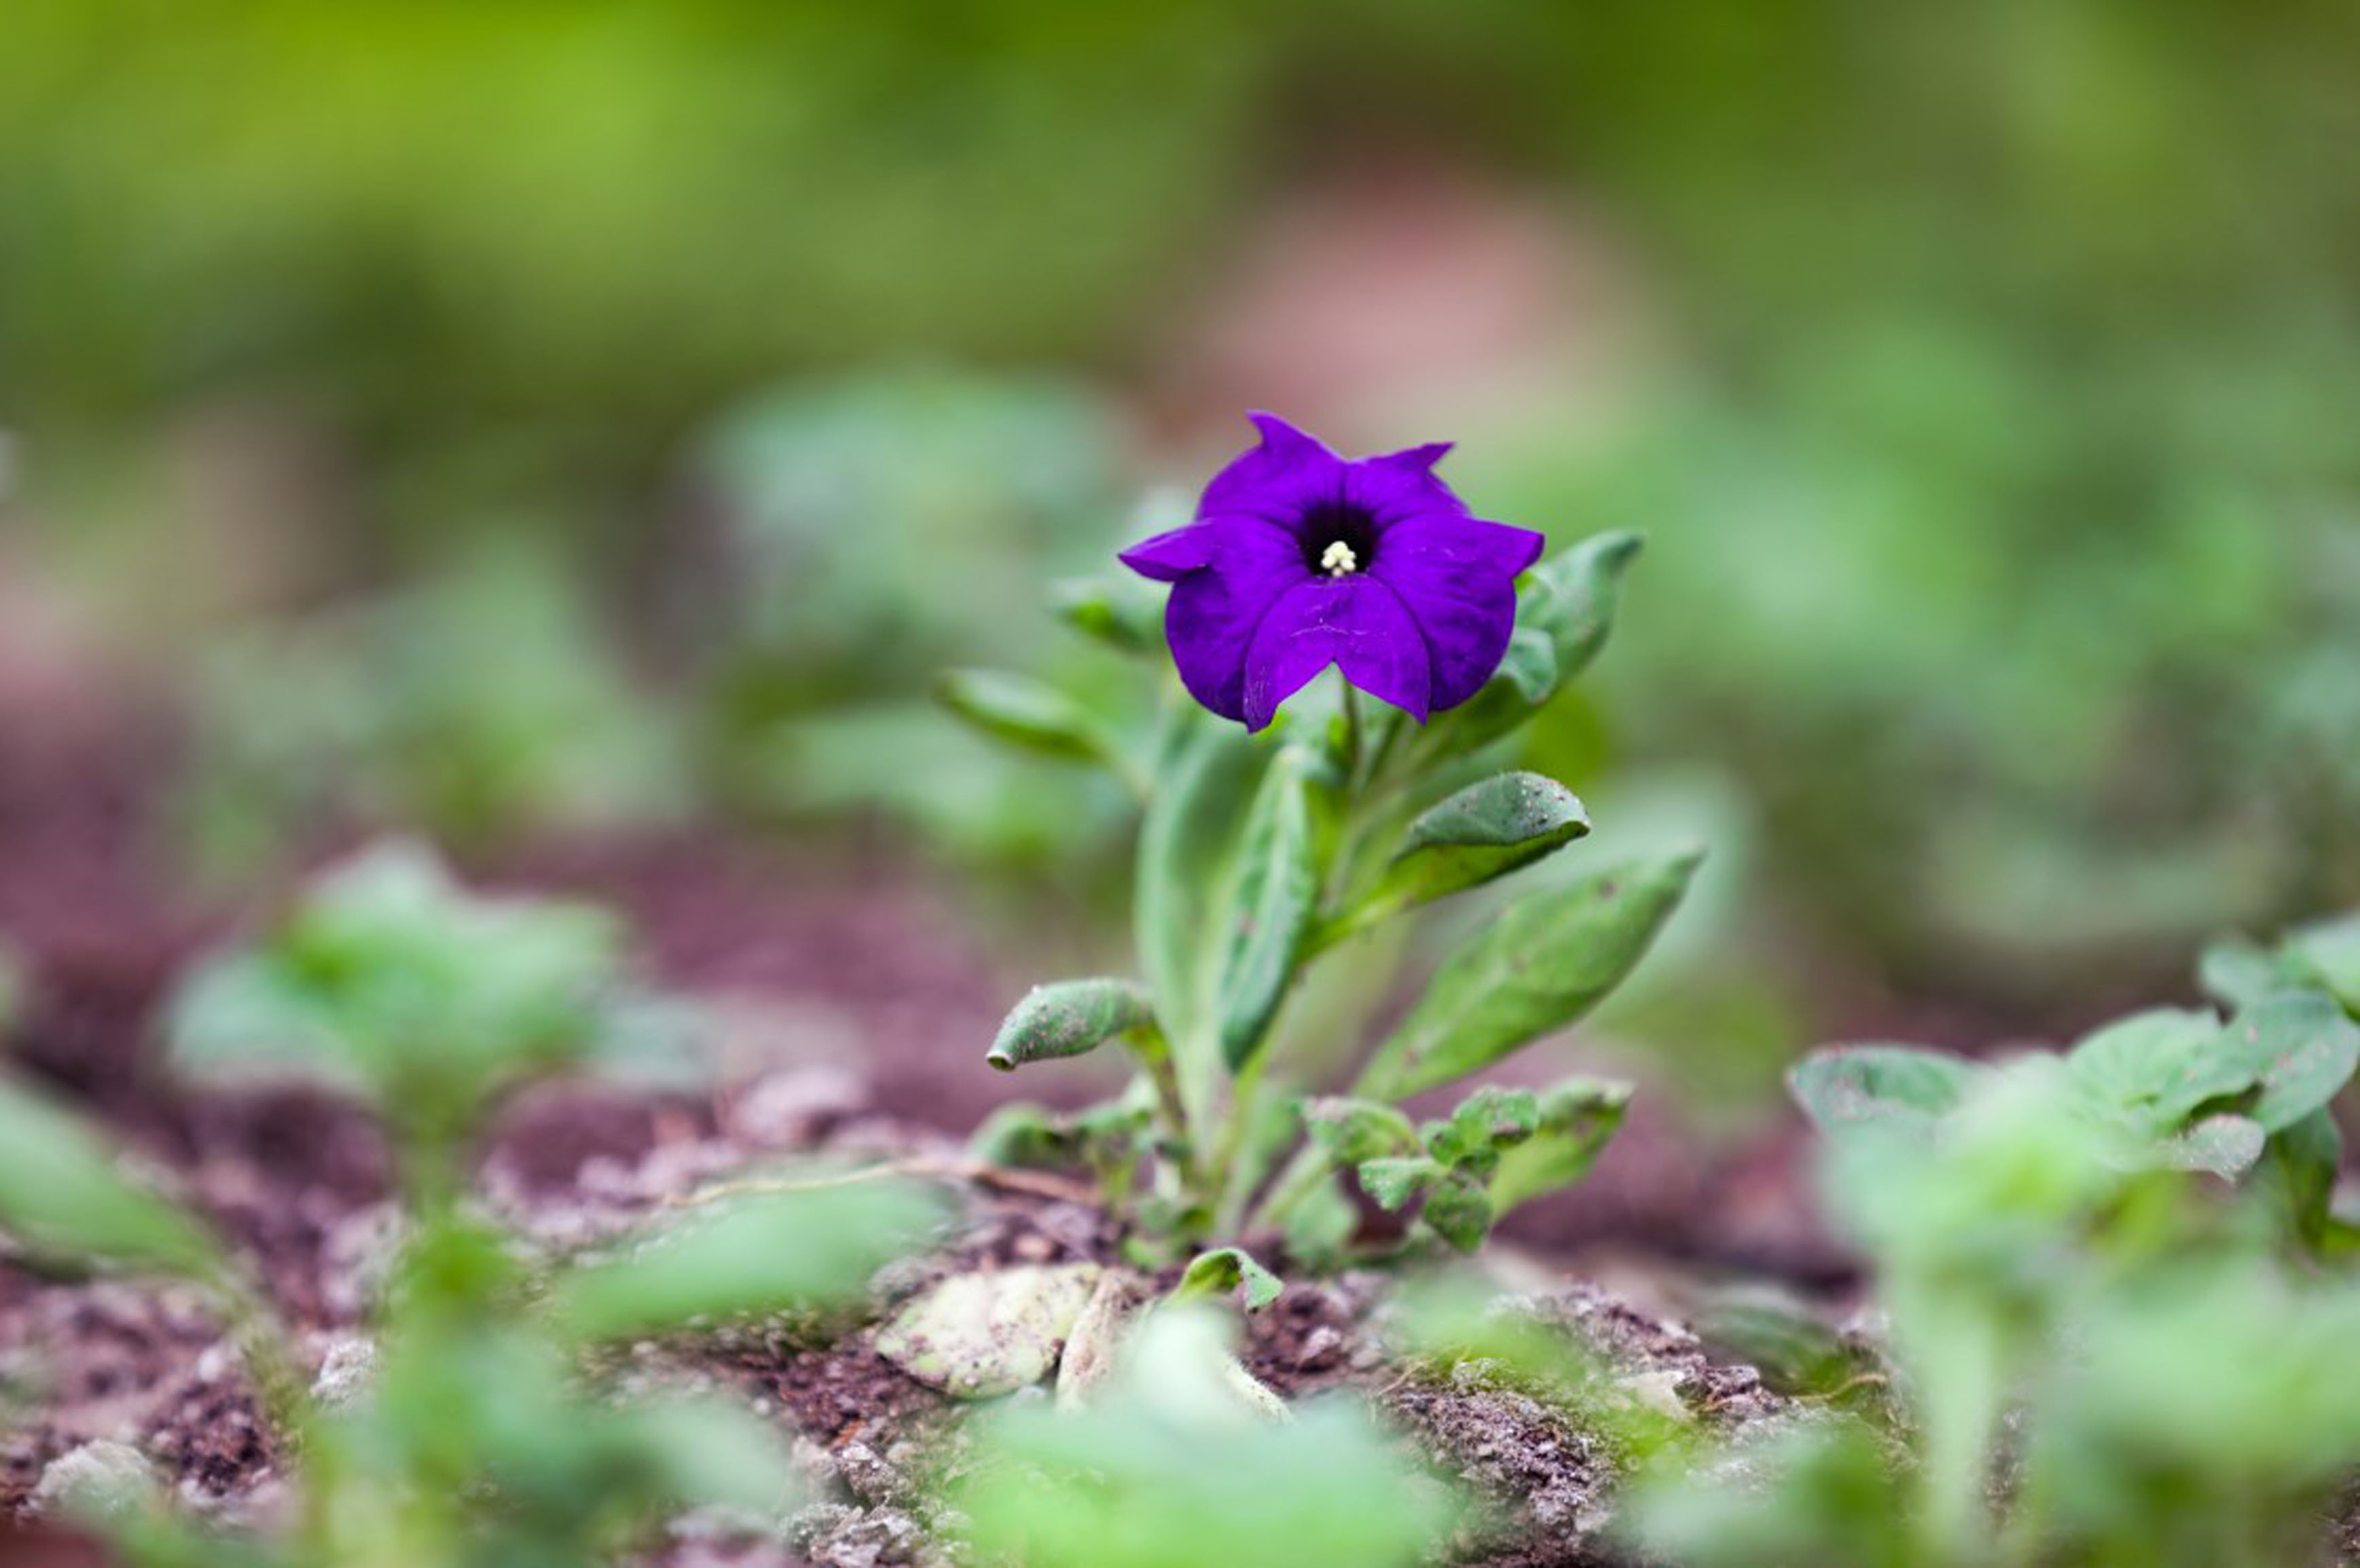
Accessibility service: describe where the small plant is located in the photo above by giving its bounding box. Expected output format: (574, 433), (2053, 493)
(1619, 906), (2360, 1568)
(1, 841), (937, 1565)
(943, 414), (1696, 1269)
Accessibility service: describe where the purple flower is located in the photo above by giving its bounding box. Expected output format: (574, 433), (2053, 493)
(1119, 414), (1545, 732)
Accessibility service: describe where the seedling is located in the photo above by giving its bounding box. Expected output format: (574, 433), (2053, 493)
(0, 841), (937, 1565)
(944, 415), (1694, 1269)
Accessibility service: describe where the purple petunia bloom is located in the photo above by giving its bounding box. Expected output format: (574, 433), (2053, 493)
(1119, 414), (1545, 732)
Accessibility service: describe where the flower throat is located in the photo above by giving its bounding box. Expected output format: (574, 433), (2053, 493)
(1299, 500), (1378, 577)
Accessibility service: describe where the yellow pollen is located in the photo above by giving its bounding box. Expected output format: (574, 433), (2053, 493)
(1319, 539), (1359, 577)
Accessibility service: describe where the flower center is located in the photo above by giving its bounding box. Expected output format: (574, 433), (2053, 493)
(1297, 500), (1378, 578)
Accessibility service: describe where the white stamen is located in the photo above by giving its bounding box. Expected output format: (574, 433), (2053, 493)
(1319, 539), (1359, 577)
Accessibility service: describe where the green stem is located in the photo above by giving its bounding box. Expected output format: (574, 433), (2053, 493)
(1129, 1021), (1201, 1192)
(1246, 1141), (1334, 1238)
(1208, 1046), (1273, 1237)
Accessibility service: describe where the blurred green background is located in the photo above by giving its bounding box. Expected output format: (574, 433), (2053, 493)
(5, 0), (2357, 1112)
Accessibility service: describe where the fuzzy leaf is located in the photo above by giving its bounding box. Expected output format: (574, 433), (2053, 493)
(1424, 1087), (1542, 1178)
(1421, 1173), (1494, 1254)
(2197, 938), (2298, 1012)
(1358, 1156), (1445, 1212)
(1490, 1077), (1633, 1214)
(1173, 1247), (1284, 1313)
(1425, 623), (1562, 751)
(2215, 990), (2360, 1133)
(1300, 1096), (1421, 1166)
(1789, 1045), (1976, 1134)
(2063, 1008), (2239, 1138)
(987, 979), (1157, 1071)
(1359, 773), (1590, 924)
(1216, 747), (1320, 1070)
(875, 1264), (1103, 1399)
(936, 669), (1112, 767)
(2154, 1114), (2268, 1180)
(1524, 530), (1646, 682)
(2289, 914), (2360, 1011)
(1360, 850), (1701, 1099)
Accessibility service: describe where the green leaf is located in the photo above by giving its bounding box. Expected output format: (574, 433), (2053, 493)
(1353, 772), (1591, 928)
(1360, 850), (1701, 1099)
(2063, 1008), (2239, 1137)
(2289, 913), (2360, 1012)
(2258, 1107), (2342, 1252)
(2154, 1114), (2267, 1180)
(0, 1076), (224, 1280)
(1173, 1247), (1283, 1313)
(2215, 990), (2360, 1132)
(1357, 1156), (1445, 1212)
(970, 1102), (1076, 1168)
(1420, 1172), (1494, 1254)
(1523, 530), (1646, 682)
(987, 979), (1157, 1070)
(1216, 747), (1320, 1070)
(1047, 575), (1163, 655)
(1788, 1045), (1977, 1134)
(550, 1182), (942, 1340)
(1423, 1086), (1542, 1178)
(1281, 1173), (1360, 1271)
(1490, 1077), (1633, 1214)
(1421, 624), (1561, 751)
(166, 840), (624, 1116)
(2197, 937), (2298, 1012)
(874, 1263), (1102, 1398)
(1136, 716), (1269, 1063)
(1301, 1096), (1421, 1166)
(935, 668), (1114, 767)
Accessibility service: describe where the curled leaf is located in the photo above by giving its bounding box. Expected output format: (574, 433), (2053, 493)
(987, 979), (1156, 1071)
(1172, 1247), (1284, 1313)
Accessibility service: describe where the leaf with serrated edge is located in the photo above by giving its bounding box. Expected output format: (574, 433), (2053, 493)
(1490, 1078), (1633, 1214)
(1361, 850), (1701, 1100)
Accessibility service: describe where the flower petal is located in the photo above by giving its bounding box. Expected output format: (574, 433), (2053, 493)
(1155, 522), (1311, 723)
(1200, 412), (1348, 524)
(1119, 513), (1291, 583)
(1366, 513), (1544, 710)
(1242, 577), (1434, 732)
